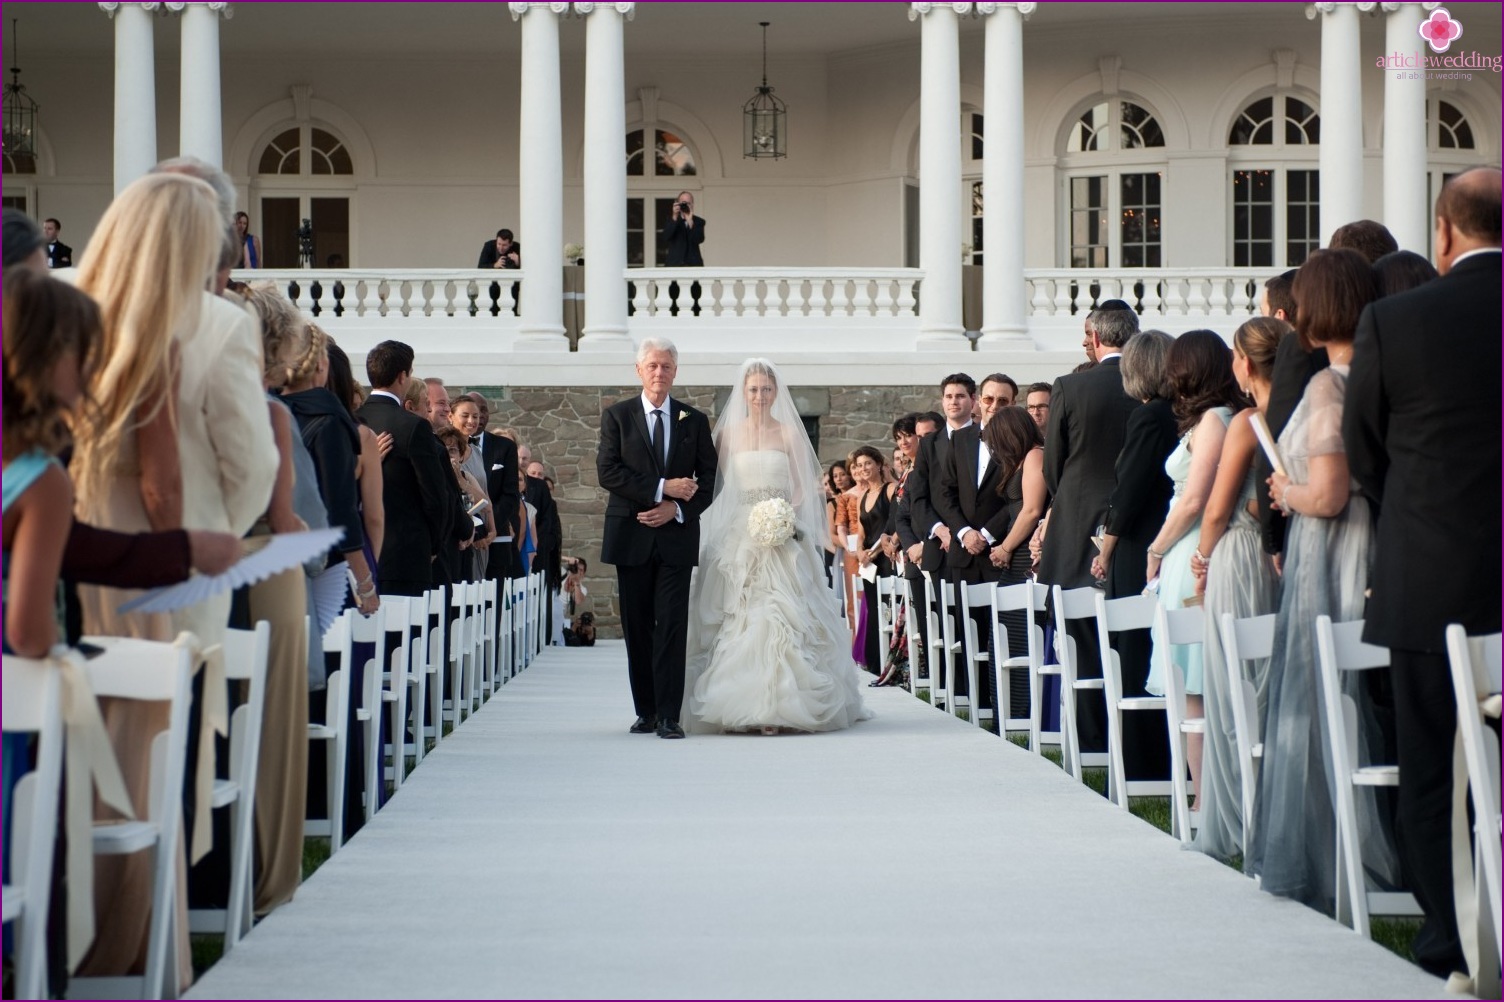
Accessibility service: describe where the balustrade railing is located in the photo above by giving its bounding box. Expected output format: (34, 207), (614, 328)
(238, 269), (523, 321)
(1022, 268), (1277, 319)
(626, 268), (921, 320)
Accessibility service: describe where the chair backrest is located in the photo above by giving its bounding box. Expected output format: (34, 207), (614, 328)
(2, 653), (65, 1002)
(1155, 603), (1204, 721)
(1219, 611), (1275, 803)
(1314, 615), (1387, 778)
(1444, 624), (1503, 825)
(85, 639), (193, 831)
(221, 622), (272, 797)
(1051, 584), (1097, 675)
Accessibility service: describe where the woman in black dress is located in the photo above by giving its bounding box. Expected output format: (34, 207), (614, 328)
(850, 445), (895, 673)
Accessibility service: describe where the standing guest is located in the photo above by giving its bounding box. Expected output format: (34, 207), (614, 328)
(4, 208), (47, 271)
(234, 211), (261, 269)
(823, 459), (852, 595)
(523, 454), (563, 635)
(1189, 316), (1291, 862)
(43, 217), (72, 269)
(1371, 249), (1438, 298)
(889, 413), (941, 686)
(1328, 218), (1398, 265)
(981, 407), (1048, 719)
(323, 339), (386, 574)
(849, 445), (895, 674)
(436, 427), (498, 576)
(1040, 308), (1140, 758)
(1142, 330), (1247, 810)
(1024, 382), (1052, 434)
(833, 457), (864, 629)
(73, 172), (278, 989)
(449, 396), (496, 579)
(424, 377), (451, 430)
(356, 341), (451, 597)
(400, 377), (428, 416)
(1251, 248), (1398, 916)
(1344, 168), (1501, 982)
(1256, 268), (1310, 570)
(1091, 329), (1176, 784)
(977, 372), (1019, 413)
(460, 392), (520, 583)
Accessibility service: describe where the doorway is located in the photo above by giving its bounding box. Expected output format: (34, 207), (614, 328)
(259, 196), (350, 268)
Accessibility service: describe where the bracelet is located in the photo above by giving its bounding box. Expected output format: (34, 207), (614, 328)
(1279, 485), (1292, 512)
(1192, 549), (1209, 563)
(1147, 548), (1165, 559)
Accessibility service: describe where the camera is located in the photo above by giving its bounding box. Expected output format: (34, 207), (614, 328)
(677, 201), (691, 214)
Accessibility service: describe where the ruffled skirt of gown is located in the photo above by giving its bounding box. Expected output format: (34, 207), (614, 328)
(687, 515), (871, 734)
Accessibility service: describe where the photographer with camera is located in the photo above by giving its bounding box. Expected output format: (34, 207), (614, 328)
(661, 192), (705, 315)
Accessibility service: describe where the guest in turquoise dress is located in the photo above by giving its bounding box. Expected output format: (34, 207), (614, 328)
(1145, 330), (1247, 812)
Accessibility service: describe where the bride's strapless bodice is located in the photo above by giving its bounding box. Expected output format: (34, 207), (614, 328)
(729, 449), (791, 505)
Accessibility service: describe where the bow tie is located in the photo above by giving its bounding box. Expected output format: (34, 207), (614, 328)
(468, 435), (482, 446)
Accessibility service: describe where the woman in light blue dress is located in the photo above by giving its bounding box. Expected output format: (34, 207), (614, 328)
(1188, 317), (1291, 862)
(1145, 330), (1247, 811)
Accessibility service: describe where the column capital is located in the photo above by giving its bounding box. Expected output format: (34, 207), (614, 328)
(974, 3), (1037, 17)
(909, 3), (974, 22)
(1380, 2), (1441, 10)
(510, 2), (570, 20)
(100, 2), (162, 17)
(1308, 2), (1377, 18)
(572, 2), (634, 18)
(164, 2), (232, 16)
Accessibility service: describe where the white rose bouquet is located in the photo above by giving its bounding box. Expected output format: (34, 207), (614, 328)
(748, 497), (798, 548)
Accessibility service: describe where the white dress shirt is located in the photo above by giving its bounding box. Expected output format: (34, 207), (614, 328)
(640, 392), (682, 522)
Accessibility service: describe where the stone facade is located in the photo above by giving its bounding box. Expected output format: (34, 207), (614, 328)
(455, 382), (942, 636)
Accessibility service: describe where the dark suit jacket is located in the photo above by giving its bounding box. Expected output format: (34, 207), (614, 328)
(47, 241), (73, 269)
(1102, 397), (1177, 598)
(477, 240), (522, 269)
(905, 427), (964, 574)
(1258, 335), (1329, 556)
(661, 218), (705, 267)
(1343, 250), (1502, 652)
(890, 468), (924, 579)
(597, 396), (718, 567)
(524, 475), (562, 589)
(1040, 357), (1138, 589)
(476, 432), (520, 538)
(354, 394), (452, 589)
(936, 424), (1011, 576)
(433, 440), (475, 586)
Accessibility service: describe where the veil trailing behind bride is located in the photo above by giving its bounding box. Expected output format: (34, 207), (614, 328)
(684, 358), (872, 734)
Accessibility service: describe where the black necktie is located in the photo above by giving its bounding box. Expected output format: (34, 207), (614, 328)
(468, 435), (482, 446)
(651, 409), (666, 469)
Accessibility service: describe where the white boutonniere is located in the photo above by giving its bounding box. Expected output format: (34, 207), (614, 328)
(678, 409), (688, 422)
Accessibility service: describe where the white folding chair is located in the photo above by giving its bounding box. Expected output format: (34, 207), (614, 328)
(1154, 603), (1207, 843)
(348, 606), (388, 823)
(425, 587), (448, 743)
(1314, 615), (1422, 936)
(306, 615), (351, 853)
(469, 581), (489, 703)
(988, 581), (1041, 742)
(2, 654), (65, 1001)
(1445, 624), (1503, 969)
(446, 583), (475, 725)
(1051, 585), (1108, 782)
(70, 637), (193, 1002)
(509, 577), (528, 675)
(901, 577), (930, 700)
(1093, 592), (1171, 809)
(188, 622), (271, 951)
(378, 596), (417, 789)
(998, 581), (1056, 754)
(921, 572), (949, 711)
(874, 575), (900, 665)
(481, 578), (501, 694)
(1220, 612), (1275, 868)
(958, 581), (997, 730)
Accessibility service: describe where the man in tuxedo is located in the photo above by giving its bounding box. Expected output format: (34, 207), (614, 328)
(43, 218), (72, 269)
(460, 393), (521, 582)
(905, 375), (976, 702)
(476, 228), (521, 269)
(355, 341), (453, 596)
(662, 191), (704, 316)
(1343, 167), (1501, 982)
(1040, 307), (1140, 753)
(597, 338), (717, 738)
(521, 450), (563, 641)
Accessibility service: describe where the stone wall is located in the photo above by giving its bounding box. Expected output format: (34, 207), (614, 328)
(454, 382), (938, 636)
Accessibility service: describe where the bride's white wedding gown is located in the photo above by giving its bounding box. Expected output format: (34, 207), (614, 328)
(685, 449), (871, 733)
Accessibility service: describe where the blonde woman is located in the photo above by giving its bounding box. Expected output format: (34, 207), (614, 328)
(73, 172), (279, 987)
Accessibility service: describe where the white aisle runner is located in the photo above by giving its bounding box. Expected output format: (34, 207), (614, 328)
(189, 641), (1444, 1000)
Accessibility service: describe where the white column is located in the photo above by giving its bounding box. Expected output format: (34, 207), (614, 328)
(1382, 2), (1428, 251)
(977, 3), (1035, 349)
(1312, 2), (1372, 245)
(911, 2), (969, 347)
(578, 2), (634, 352)
(174, 2), (228, 167)
(512, 2), (569, 350)
(101, 2), (160, 195)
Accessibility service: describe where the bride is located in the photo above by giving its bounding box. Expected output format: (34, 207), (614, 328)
(684, 358), (872, 734)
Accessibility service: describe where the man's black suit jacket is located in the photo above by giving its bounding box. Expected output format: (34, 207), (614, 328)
(1040, 357), (1138, 589)
(477, 240), (521, 269)
(1344, 250), (1502, 652)
(905, 427), (964, 574)
(524, 475), (562, 589)
(661, 218), (705, 267)
(47, 241), (72, 269)
(1102, 397), (1177, 598)
(354, 394), (451, 591)
(597, 397), (717, 567)
(936, 423), (1011, 576)
(475, 431), (520, 538)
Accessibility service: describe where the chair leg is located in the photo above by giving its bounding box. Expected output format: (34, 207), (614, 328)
(223, 799), (248, 951)
(330, 729), (346, 852)
(1108, 703), (1129, 810)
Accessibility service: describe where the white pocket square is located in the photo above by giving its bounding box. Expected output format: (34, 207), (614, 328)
(491, 463), (506, 471)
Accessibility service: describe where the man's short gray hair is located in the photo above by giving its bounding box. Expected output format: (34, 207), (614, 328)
(635, 337), (678, 365)
(153, 156), (239, 270)
(1087, 307), (1140, 348)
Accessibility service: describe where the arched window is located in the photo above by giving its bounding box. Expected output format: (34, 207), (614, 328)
(625, 124), (700, 267)
(1227, 92), (1321, 268)
(1060, 99), (1165, 268)
(251, 124), (356, 268)
(1426, 97), (1490, 256)
(3, 151), (36, 175)
(964, 110), (985, 265)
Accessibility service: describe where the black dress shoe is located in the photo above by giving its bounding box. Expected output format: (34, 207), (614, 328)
(629, 716), (658, 734)
(657, 720), (686, 739)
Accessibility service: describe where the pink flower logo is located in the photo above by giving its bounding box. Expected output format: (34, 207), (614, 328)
(1418, 7), (1464, 54)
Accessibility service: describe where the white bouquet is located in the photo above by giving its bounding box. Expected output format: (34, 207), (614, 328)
(748, 497), (797, 548)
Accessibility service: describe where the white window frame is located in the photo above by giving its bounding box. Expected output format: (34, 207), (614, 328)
(1226, 90), (1322, 268)
(1057, 97), (1167, 269)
